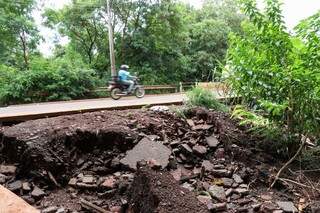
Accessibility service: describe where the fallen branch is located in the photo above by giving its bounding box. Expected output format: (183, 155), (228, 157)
(80, 198), (109, 213)
(278, 178), (320, 193)
(269, 138), (306, 189)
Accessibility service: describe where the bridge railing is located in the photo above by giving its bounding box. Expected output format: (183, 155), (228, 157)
(92, 82), (197, 94)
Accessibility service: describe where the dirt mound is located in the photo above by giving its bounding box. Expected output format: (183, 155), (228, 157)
(129, 164), (208, 213)
(0, 107), (316, 212)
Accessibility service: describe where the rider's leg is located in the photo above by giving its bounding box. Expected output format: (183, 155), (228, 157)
(127, 80), (134, 93)
(121, 80), (134, 94)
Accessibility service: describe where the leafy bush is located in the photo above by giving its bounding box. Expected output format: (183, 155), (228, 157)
(227, 0), (320, 141)
(186, 87), (228, 111)
(0, 57), (98, 105)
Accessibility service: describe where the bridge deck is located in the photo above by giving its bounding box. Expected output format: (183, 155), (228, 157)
(0, 91), (231, 122)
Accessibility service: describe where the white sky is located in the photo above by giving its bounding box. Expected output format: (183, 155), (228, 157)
(34, 0), (320, 56)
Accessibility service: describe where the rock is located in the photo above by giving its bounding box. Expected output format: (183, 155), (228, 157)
(111, 158), (121, 169)
(193, 124), (213, 131)
(68, 178), (77, 186)
(180, 144), (193, 154)
(225, 188), (233, 197)
(0, 174), (7, 184)
(197, 195), (212, 205)
(150, 105), (169, 112)
(260, 202), (278, 213)
(214, 148), (225, 159)
(234, 188), (249, 196)
(22, 182), (31, 191)
(233, 174), (244, 184)
(208, 185), (226, 202)
(0, 165), (17, 175)
(42, 206), (59, 213)
(102, 176), (116, 189)
(222, 178), (234, 187)
(170, 140), (180, 148)
(82, 175), (95, 184)
(260, 194), (273, 201)
(120, 137), (171, 170)
(31, 186), (45, 199)
(207, 202), (227, 212)
(276, 201), (298, 213)
(239, 184), (248, 188)
(206, 135), (220, 148)
(7, 180), (22, 192)
(192, 145), (207, 156)
(212, 169), (232, 177)
(237, 206), (250, 212)
(182, 182), (194, 191)
(201, 160), (214, 172)
(170, 168), (182, 181)
(76, 158), (85, 166)
(179, 153), (187, 161)
(273, 210), (284, 213)
(56, 207), (66, 213)
(186, 119), (195, 127)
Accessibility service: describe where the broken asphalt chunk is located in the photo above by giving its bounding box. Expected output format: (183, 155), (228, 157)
(120, 137), (171, 170)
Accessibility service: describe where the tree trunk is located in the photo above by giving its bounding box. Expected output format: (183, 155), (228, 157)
(20, 30), (29, 69)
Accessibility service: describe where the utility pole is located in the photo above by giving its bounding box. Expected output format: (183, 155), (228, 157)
(106, 0), (117, 81)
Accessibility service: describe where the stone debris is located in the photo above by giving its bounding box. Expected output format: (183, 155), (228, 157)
(0, 165), (17, 175)
(31, 186), (45, 199)
(120, 137), (171, 170)
(208, 185), (226, 202)
(276, 201), (298, 213)
(206, 135), (220, 148)
(0, 107), (312, 212)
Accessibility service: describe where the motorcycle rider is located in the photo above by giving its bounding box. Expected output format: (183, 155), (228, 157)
(118, 65), (134, 94)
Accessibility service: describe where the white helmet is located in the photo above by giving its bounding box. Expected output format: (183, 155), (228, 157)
(120, 64), (129, 70)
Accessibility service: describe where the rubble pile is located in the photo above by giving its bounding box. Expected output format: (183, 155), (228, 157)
(0, 107), (316, 212)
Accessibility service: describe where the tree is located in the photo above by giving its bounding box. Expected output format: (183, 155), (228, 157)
(227, 0), (320, 139)
(0, 0), (40, 69)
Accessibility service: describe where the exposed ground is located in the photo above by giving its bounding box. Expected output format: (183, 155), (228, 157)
(0, 107), (319, 212)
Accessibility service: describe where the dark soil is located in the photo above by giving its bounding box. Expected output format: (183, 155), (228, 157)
(0, 107), (319, 212)
(129, 165), (208, 213)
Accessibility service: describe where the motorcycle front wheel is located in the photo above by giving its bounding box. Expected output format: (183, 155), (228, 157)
(135, 87), (145, 98)
(110, 88), (122, 100)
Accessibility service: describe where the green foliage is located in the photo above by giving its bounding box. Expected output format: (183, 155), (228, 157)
(0, 55), (98, 105)
(227, 0), (320, 140)
(231, 105), (297, 156)
(186, 87), (228, 111)
(42, 0), (244, 84)
(0, 0), (40, 69)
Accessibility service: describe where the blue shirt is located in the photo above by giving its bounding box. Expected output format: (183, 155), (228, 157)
(118, 70), (130, 81)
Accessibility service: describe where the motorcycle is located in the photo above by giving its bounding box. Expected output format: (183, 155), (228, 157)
(108, 76), (145, 100)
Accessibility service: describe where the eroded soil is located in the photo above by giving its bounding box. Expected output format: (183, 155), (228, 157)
(0, 107), (318, 212)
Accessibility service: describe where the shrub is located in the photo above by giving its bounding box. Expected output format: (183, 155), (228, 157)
(0, 57), (98, 105)
(186, 87), (228, 111)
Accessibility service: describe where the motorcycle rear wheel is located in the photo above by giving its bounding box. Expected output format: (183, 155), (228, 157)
(111, 88), (122, 100)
